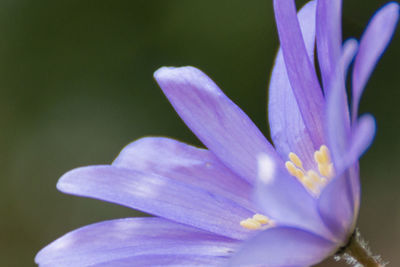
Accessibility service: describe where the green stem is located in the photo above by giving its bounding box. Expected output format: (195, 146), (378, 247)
(346, 237), (382, 267)
(339, 230), (385, 267)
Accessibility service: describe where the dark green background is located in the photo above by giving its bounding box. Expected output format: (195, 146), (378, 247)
(0, 1), (398, 266)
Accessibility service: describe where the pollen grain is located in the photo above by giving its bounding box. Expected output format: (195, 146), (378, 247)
(240, 213), (273, 230)
(285, 145), (335, 196)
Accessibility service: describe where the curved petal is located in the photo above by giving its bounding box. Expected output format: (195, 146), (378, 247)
(89, 255), (228, 267)
(57, 166), (253, 240)
(323, 39), (357, 156)
(112, 137), (255, 211)
(320, 116), (376, 242)
(318, 169), (355, 242)
(347, 114), (376, 168)
(255, 155), (335, 241)
(325, 61), (351, 173)
(316, 0), (343, 92)
(322, 64), (355, 242)
(352, 2), (399, 120)
(273, 0), (325, 148)
(326, 115), (375, 224)
(268, 0), (317, 169)
(154, 66), (281, 185)
(229, 227), (336, 267)
(326, 86), (376, 172)
(342, 38), (359, 82)
(35, 218), (238, 267)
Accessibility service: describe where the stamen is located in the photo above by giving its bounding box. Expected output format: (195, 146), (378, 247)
(253, 214), (270, 224)
(285, 161), (298, 177)
(285, 145), (335, 196)
(307, 170), (321, 183)
(318, 163), (331, 177)
(289, 152), (303, 169)
(320, 145), (331, 162)
(295, 169), (305, 180)
(240, 214), (273, 230)
(314, 151), (325, 165)
(303, 177), (316, 191)
(240, 218), (261, 230)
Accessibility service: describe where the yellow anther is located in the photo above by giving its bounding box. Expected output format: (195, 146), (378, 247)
(286, 145), (334, 197)
(320, 145), (331, 163)
(289, 152), (303, 169)
(303, 177), (316, 191)
(240, 218), (261, 230)
(285, 161), (298, 177)
(295, 169), (305, 180)
(307, 170), (321, 183)
(253, 214), (270, 224)
(314, 150), (325, 165)
(327, 163), (334, 178)
(318, 164), (329, 177)
(241, 213), (272, 230)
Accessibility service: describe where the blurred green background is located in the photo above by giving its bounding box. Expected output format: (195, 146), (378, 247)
(0, 0), (398, 266)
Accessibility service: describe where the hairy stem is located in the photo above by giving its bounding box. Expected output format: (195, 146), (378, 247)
(335, 230), (385, 267)
(346, 235), (382, 267)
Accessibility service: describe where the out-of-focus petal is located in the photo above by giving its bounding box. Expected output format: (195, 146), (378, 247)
(35, 218), (238, 267)
(112, 137), (255, 211)
(325, 62), (351, 173)
(318, 169), (355, 242)
(89, 255), (228, 267)
(154, 66), (280, 185)
(255, 155), (334, 241)
(321, 111), (375, 242)
(352, 2), (399, 120)
(347, 115), (376, 169)
(321, 53), (362, 241)
(268, 0), (317, 169)
(229, 226), (336, 267)
(316, 0), (343, 92)
(273, 0), (325, 147)
(342, 39), (359, 81)
(57, 166), (253, 240)
(342, 115), (375, 215)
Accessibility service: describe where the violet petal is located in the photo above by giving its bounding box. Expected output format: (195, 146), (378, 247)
(320, 104), (375, 242)
(346, 115), (376, 170)
(268, 0), (317, 169)
(57, 166), (253, 240)
(342, 38), (359, 82)
(229, 226), (336, 267)
(318, 166), (356, 242)
(325, 60), (351, 173)
(273, 0), (325, 148)
(112, 137), (255, 211)
(88, 255), (229, 267)
(316, 0), (343, 92)
(35, 218), (237, 267)
(352, 2), (399, 120)
(255, 155), (334, 241)
(154, 66), (280, 185)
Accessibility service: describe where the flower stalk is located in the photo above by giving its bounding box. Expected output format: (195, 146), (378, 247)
(337, 231), (385, 267)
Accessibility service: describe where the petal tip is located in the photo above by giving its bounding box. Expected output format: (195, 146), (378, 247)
(380, 2), (400, 21)
(153, 66), (176, 79)
(153, 66), (199, 81)
(56, 166), (101, 193)
(56, 168), (77, 193)
(387, 2), (400, 12)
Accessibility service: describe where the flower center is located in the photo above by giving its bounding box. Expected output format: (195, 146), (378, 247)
(240, 213), (274, 230)
(240, 146), (335, 231)
(285, 145), (335, 196)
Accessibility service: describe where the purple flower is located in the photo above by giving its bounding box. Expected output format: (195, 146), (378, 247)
(36, 1), (398, 266)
